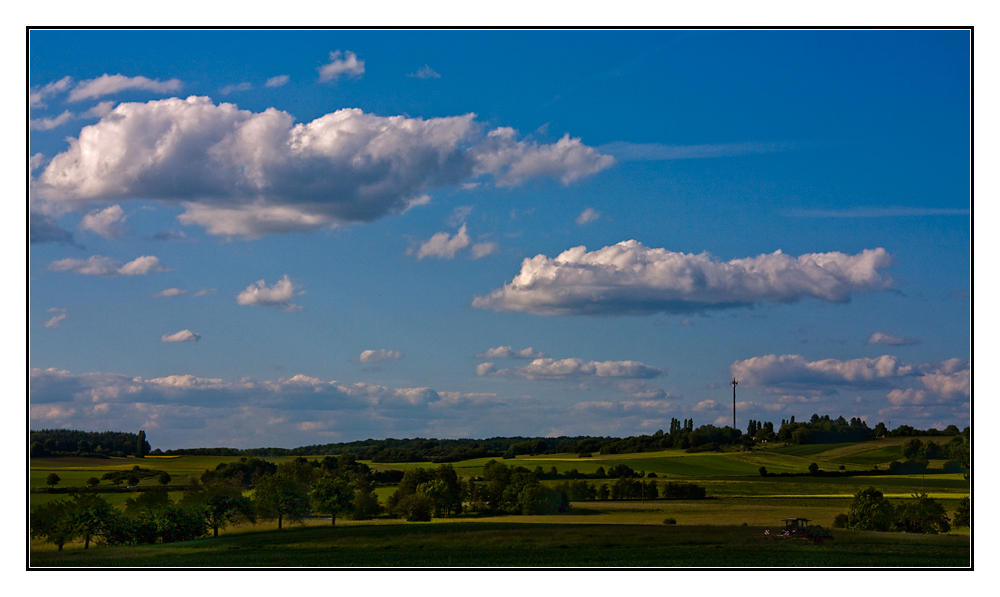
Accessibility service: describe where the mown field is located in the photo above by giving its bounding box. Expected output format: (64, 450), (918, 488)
(29, 438), (971, 567)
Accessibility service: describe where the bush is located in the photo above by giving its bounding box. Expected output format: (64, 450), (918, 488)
(808, 462), (819, 475)
(662, 517), (677, 525)
(758, 466), (768, 477)
(833, 513), (848, 528)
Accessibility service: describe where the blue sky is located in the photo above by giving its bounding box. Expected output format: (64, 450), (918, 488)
(28, 29), (970, 449)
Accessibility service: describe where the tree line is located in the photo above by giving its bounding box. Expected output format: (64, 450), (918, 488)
(29, 429), (151, 459)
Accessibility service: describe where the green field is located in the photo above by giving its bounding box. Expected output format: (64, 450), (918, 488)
(29, 441), (971, 567)
(29, 521), (970, 568)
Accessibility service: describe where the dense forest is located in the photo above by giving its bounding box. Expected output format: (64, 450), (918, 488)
(29, 429), (151, 459)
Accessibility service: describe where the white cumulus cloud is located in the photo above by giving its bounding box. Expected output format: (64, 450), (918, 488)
(68, 74), (183, 101)
(161, 330), (200, 343)
(414, 224), (471, 259)
(48, 255), (167, 276)
(236, 275), (302, 311)
(480, 357), (663, 380)
(731, 354), (914, 389)
(358, 349), (403, 363)
(33, 97), (612, 238)
(473, 241), (893, 316)
(319, 50), (365, 82)
(78, 204), (128, 238)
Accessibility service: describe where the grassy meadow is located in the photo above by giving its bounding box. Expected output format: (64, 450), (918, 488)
(29, 438), (971, 567)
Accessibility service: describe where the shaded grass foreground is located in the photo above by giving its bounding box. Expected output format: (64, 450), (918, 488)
(31, 522), (970, 568)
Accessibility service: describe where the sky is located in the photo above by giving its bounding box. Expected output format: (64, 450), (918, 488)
(27, 29), (971, 450)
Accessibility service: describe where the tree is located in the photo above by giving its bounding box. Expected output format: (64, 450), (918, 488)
(311, 475), (355, 525)
(953, 496), (970, 528)
(758, 466), (768, 477)
(46, 473), (60, 489)
(252, 468), (312, 530)
(124, 487), (171, 515)
(68, 493), (119, 549)
(158, 471), (172, 486)
(86, 477), (100, 488)
(396, 493), (433, 521)
(847, 487), (896, 532)
(136, 430), (147, 458)
(30, 500), (76, 551)
(808, 462), (819, 475)
(895, 493), (950, 534)
(180, 485), (255, 537)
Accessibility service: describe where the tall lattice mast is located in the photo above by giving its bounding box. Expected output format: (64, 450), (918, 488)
(731, 377), (739, 430)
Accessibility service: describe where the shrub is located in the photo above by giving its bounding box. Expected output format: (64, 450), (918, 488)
(663, 517), (677, 525)
(758, 466), (768, 477)
(807, 462), (819, 475)
(833, 513), (848, 528)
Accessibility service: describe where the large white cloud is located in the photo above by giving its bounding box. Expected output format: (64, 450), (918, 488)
(479, 357), (664, 380)
(731, 354), (915, 389)
(236, 275), (302, 311)
(473, 240), (893, 315)
(48, 255), (167, 276)
(33, 97), (613, 238)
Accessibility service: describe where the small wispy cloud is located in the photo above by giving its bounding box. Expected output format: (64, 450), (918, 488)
(784, 207), (970, 218)
(161, 329), (200, 343)
(357, 349), (403, 363)
(408, 65), (441, 79)
(866, 331), (920, 346)
(576, 207), (600, 225)
(44, 308), (67, 329)
(265, 75), (290, 88)
(152, 288), (186, 298)
(220, 82), (252, 95)
(598, 141), (796, 162)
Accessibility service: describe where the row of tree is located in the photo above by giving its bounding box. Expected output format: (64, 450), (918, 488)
(838, 487), (970, 534)
(29, 429), (151, 458)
